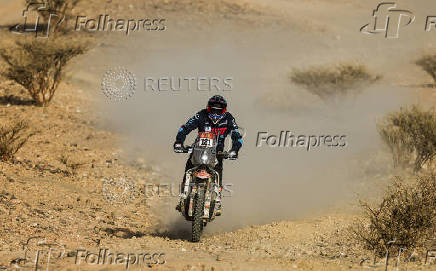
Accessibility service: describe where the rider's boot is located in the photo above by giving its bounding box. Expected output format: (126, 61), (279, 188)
(175, 202), (182, 212)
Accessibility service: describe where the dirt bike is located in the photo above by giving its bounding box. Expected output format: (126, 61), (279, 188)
(175, 131), (230, 242)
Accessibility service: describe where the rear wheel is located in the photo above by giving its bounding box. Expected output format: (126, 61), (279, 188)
(192, 188), (205, 242)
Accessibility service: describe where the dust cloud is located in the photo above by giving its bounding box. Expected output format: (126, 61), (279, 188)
(71, 18), (423, 234)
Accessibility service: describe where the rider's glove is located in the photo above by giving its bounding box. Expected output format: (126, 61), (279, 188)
(173, 142), (185, 153)
(228, 150), (238, 160)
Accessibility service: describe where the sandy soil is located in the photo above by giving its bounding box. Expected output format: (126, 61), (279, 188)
(0, 0), (436, 270)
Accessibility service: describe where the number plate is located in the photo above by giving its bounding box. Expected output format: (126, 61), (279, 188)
(198, 132), (215, 148)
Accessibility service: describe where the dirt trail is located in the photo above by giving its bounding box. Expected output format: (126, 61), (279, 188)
(84, 0), (426, 230)
(1, 0), (436, 270)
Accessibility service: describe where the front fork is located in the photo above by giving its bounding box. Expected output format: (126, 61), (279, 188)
(179, 170), (193, 217)
(179, 171), (221, 220)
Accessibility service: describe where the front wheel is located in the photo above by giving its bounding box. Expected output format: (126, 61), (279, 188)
(192, 188), (205, 242)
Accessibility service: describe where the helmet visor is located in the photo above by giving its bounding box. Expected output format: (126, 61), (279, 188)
(210, 106), (224, 115)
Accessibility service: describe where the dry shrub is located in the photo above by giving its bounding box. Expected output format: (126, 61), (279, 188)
(146, 0), (257, 16)
(377, 106), (436, 171)
(353, 174), (436, 256)
(0, 36), (88, 106)
(0, 120), (32, 161)
(416, 54), (436, 83)
(290, 63), (380, 101)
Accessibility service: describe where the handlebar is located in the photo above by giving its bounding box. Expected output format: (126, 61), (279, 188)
(175, 146), (229, 159)
(176, 146), (191, 153)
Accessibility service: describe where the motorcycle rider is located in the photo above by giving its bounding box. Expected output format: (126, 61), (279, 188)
(173, 95), (243, 214)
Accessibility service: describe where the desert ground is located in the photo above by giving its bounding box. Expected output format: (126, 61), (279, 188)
(1, 0), (436, 270)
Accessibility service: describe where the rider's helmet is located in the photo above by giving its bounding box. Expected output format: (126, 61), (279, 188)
(207, 95), (227, 121)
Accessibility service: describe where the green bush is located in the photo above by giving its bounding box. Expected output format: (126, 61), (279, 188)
(377, 106), (436, 171)
(290, 63), (380, 101)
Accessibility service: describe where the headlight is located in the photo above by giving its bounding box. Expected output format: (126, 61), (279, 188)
(201, 152), (209, 163)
